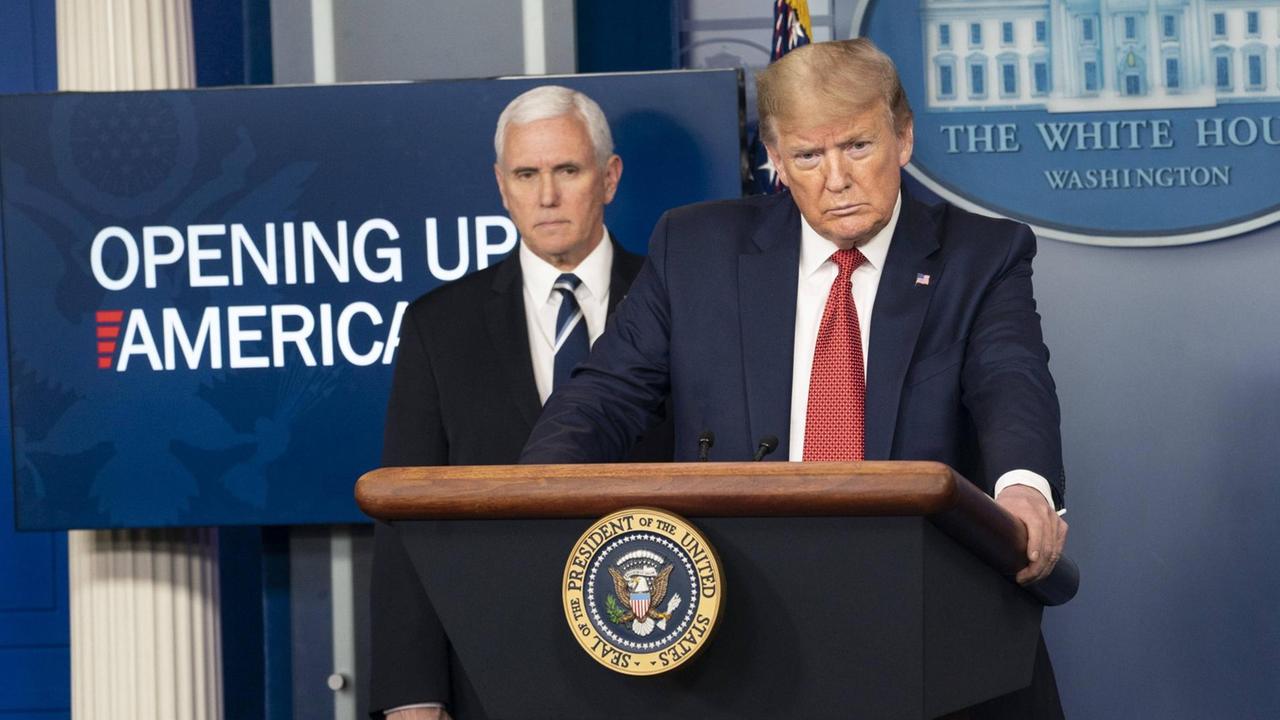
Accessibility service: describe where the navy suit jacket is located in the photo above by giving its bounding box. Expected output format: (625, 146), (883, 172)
(523, 190), (1064, 504)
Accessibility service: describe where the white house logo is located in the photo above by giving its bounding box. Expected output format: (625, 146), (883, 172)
(859, 0), (1280, 246)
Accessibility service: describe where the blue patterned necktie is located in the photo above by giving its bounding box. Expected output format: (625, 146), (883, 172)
(552, 273), (589, 390)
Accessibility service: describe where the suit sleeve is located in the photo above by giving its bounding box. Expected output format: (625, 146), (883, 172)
(960, 224), (1066, 506)
(370, 306), (452, 716)
(382, 304), (448, 467)
(522, 214), (676, 463)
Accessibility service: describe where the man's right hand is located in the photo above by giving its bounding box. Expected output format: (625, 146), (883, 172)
(386, 708), (451, 720)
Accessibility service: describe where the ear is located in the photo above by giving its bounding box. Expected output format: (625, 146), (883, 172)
(765, 144), (790, 188)
(897, 119), (915, 168)
(494, 163), (511, 211)
(602, 154), (623, 205)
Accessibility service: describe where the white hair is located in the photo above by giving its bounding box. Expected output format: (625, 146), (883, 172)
(493, 85), (615, 167)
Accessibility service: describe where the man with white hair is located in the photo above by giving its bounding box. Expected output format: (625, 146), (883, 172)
(370, 85), (670, 720)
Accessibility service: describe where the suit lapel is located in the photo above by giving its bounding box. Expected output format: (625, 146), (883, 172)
(739, 197), (801, 457)
(607, 234), (643, 315)
(864, 196), (943, 460)
(483, 254), (542, 429)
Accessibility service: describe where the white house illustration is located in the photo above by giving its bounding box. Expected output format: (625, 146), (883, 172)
(921, 0), (1280, 112)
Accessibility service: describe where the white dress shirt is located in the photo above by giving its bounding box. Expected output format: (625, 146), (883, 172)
(521, 229), (613, 405)
(786, 194), (1057, 511)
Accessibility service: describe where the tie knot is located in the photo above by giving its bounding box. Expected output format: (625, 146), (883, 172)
(553, 273), (582, 296)
(830, 248), (867, 277)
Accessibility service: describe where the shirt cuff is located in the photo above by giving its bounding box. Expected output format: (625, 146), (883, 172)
(385, 703), (445, 714)
(993, 469), (1065, 515)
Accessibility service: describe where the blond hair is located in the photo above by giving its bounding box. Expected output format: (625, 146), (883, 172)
(756, 38), (913, 145)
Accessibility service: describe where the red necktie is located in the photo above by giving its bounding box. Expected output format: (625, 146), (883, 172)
(803, 248), (867, 462)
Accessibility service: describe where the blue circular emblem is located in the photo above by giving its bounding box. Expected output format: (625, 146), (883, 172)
(563, 508), (723, 675)
(51, 93), (198, 219)
(856, 0), (1280, 245)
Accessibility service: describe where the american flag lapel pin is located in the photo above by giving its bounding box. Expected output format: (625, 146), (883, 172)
(915, 273), (931, 286)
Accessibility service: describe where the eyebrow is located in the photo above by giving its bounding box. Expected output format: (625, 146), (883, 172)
(789, 130), (877, 154)
(510, 161), (582, 174)
(790, 142), (824, 155)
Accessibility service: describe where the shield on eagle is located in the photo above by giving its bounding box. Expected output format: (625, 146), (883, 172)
(630, 593), (651, 619)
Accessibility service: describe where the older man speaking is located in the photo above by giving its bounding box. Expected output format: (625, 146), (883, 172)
(524, 39), (1068, 719)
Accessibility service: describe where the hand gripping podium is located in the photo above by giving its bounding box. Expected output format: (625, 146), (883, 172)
(356, 461), (1078, 720)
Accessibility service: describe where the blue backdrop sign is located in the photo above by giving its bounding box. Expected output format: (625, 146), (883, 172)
(860, 0), (1280, 246)
(1, 71), (744, 529)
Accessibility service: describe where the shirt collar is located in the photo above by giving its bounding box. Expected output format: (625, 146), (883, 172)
(519, 226), (614, 302)
(798, 192), (902, 279)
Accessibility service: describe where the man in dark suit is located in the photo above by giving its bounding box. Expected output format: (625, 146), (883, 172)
(522, 40), (1068, 718)
(371, 86), (668, 720)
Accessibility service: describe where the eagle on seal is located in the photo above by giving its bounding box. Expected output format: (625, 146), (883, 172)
(609, 564), (674, 624)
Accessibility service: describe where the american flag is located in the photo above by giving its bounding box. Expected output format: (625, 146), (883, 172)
(752, 0), (815, 194)
(771, 0), (812, 61)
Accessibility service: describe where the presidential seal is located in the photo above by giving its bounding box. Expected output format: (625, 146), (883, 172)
(562, 507), (723, 676)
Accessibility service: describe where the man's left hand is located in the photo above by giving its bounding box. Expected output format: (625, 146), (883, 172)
(995, 484), (1068, 585)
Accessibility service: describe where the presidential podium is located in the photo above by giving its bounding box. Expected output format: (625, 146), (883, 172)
(356, 462), (1078, 720)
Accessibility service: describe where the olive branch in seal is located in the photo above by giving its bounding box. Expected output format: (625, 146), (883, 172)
(605, 594), (629, 624)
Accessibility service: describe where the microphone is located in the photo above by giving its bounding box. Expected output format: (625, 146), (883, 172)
(752, 435), (779, 461)
(697, 431), (715, 462)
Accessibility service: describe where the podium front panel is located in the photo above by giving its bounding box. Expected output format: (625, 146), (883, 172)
(392, 515), (1039, 719)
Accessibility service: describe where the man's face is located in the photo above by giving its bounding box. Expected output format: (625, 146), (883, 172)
(495, 113), (622, 270)
(766, 103), (913, 248)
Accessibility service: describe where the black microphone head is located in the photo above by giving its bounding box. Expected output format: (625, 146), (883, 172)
(752, 435), (780, 461)
(696, 430), (715, 461)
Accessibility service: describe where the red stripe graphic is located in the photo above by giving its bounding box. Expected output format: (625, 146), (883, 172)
(96, 309), (124, 370)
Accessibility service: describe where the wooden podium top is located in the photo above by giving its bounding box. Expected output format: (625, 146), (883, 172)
(356, 461), (1078, 606)
(358, 460), (963, 519)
